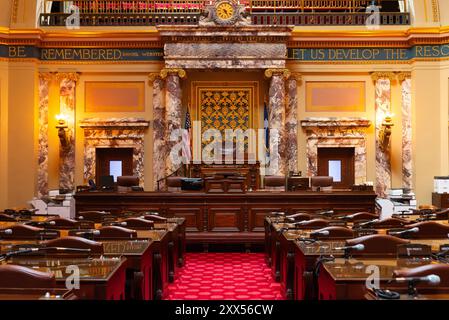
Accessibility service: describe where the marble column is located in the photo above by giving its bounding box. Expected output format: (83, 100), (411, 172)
(398, 72), (413, 189)
(56, 72), (79, 192)
(150, 73), (167, 190)
(37, 73), (53, 198)
(160, 68), (186, 177)
(372, 72), (395, 198)
(265, 68), (290, 176)
(285, 73), (301, 174)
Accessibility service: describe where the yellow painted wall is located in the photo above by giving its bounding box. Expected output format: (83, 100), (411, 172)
(0, 0), (12, 28)
(0, 61), (9, 210)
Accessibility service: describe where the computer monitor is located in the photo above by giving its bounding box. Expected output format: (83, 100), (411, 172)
(99, 175), (114, 189)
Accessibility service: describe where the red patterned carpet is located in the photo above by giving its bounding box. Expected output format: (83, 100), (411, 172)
(167, 253), (284, 300)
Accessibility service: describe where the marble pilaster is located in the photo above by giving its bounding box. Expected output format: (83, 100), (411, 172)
(56, 72), (79, 192)
(150, 73), (167, 190)
(37, 73), (53, 198)
(265, 69), (289, 176)
(372, 72), (395, 197)
(399, 72), (412, 189)
(161, 68), (185, 176)
(286, 73), (301, 174)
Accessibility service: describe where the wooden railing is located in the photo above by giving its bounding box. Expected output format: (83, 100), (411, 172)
(39, 0), (409, 26)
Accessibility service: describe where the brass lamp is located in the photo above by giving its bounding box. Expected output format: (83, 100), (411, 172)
(379, 113), (394, 150)
(56, 114), (69, 147)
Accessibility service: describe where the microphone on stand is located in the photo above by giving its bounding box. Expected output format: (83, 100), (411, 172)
(389, 227), (420, 237)
(310, 230), (330, 237)
(393, 274), (440, 296)
(317, 210), (334, 216)
(357, 219), (380, 228)
(335, 244), (365, 259)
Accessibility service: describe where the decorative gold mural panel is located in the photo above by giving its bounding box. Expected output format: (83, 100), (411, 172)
(306, 81), (365, 112)
(191, 81), (259, 151)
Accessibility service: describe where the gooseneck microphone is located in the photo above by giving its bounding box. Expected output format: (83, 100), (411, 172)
(389, 227), (420, 237)
(335, 244), (365, 259)
(357, 219), (380, 228)
(394, 274), (441, 285)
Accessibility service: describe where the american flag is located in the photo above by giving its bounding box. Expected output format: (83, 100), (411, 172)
(182, 109), (192, 163)
(264, 101), (270, 159)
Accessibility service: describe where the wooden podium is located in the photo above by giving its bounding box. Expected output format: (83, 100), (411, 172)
(190, 158), (260, 191)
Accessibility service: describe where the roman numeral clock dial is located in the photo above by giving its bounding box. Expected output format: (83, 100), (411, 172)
(214, 1), (237, 25)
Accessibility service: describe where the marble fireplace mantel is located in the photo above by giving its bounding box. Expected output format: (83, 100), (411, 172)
(79, 118), (150, 186)
(301, 117), (372, 185)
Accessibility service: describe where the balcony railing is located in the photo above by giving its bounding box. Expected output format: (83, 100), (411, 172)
(39, 0), (410, 26)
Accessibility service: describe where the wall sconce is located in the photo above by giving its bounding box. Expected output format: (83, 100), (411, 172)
(379, 112), (394, 151)
(56, 114), (69, 147)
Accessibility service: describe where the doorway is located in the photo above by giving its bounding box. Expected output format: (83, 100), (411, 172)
(317, 147), (355, 189)
(96, 148), (133, 185)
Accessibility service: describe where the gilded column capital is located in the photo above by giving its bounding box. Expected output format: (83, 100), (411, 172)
(264, 68), (291, 80)
(370, 72), (396, 83)
(160, 68), (187, 80)
(38, 72), (55, 82)
(396, 72), (411, 83)
(148, 72), (162, 83)
(288, 72), (302, 83)
(55, 72), (80, 83)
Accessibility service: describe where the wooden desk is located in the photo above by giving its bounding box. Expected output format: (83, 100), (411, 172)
(74, 190), (376, 246)
(294, 240), (346, 300)
(318, 257), (439, 300)
(0, 288), (77, 300)
(1, 256), (127, 300)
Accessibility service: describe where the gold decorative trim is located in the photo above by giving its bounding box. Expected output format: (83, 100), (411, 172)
(288, 72), (302, 84)
(370, 72), (396, 83)
(11, 0), (19, 24)
(264, 68), (291, 80)
(397, 72), (412, 83)
(432, 0), (440, 23)
(38, 72), (54, 82)
(148, 72), (162, 83)
(55, 72), (80, 83)
(159, 68), (186, 79)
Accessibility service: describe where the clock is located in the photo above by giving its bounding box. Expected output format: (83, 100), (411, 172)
(214, 1), (238, 25)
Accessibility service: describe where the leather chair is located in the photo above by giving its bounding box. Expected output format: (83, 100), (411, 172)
(0, 265), (56, 289)
(285, 212), (312, 222)
(141, 214), (167, 222)
(311, 176), (333, 191)
(118, 218), (154, 230)
(44, 217), (80, 230)
(346, 234), (410, 257)
(358, 217), (411, 229)
(93, 226), (138, 240)
(393, 221), (449, 239)
(264, 176), (285, 191)
(339, 212), (379, 223)
(117, 176), (140, 192)
(77, 211), (111, 223)
(44, 236), (104, 255)
(394, 264), (449, 288)
(166, 176), (183, 192)
(0, 225), (60, 240)
(310, 226), (354, 240)
(295, 218), (329, 229)
(0, 213), (17, 222)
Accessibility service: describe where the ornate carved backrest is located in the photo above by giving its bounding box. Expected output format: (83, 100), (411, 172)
(94, 226), (137, 240)
(0, 265), (56, 289)
(346, 234), (410, 257)
(400, 221), (449, 239)
(44, 236), (104, 255)
(0, 224), (60, 240)
(310, 226), (354, 240)
(296, 218), (329, 229)
(394, 264), (449, 287)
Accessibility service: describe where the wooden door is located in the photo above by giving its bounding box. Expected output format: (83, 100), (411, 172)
(317, 147), (355, 189)
(96, 148), (133, 185)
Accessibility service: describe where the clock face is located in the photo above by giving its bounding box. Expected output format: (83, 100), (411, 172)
(216, 2), (235, 21)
